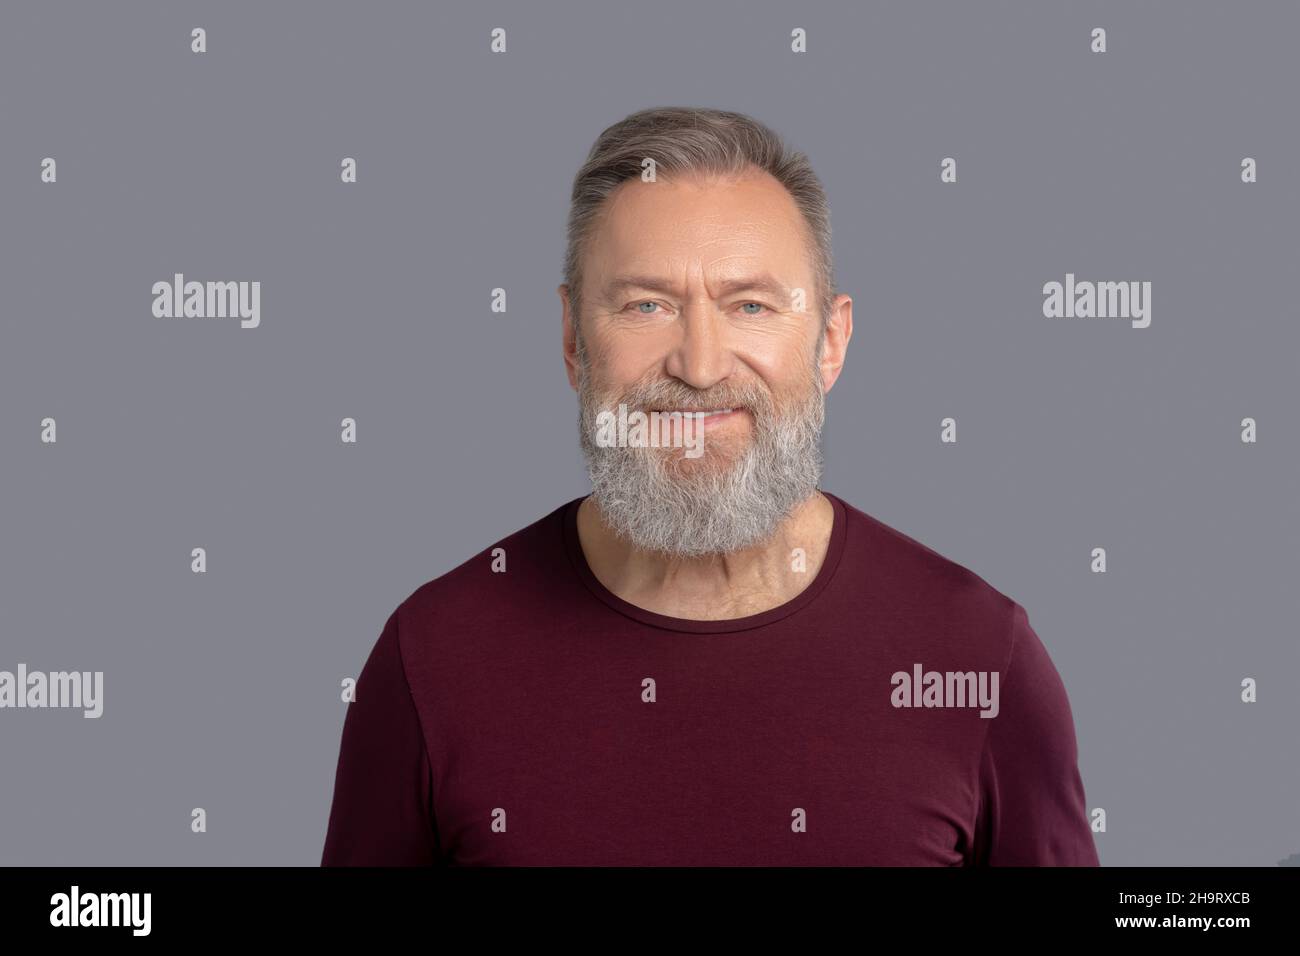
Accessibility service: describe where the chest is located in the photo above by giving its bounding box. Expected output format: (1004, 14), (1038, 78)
(425, 658), (984, 866)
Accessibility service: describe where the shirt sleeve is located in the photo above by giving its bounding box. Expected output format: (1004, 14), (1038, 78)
(321, 608), (442, 866)
(970, 602), (1099, 866)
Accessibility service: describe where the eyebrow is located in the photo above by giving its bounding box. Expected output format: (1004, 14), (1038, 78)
(602, 273), (791, 302)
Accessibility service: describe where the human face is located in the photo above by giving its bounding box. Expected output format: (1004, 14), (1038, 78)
(561, 170), (847, 556)
(569, 169), (827, 458)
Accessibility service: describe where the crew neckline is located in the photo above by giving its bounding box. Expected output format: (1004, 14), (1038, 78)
(561, 490), (848, 634)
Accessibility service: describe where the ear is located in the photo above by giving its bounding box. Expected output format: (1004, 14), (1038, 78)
(819, 293), (853, 394)
(560, 284), (580, 392)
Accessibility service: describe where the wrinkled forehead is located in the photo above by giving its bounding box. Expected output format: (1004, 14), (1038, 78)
(585, 171), (815, 298)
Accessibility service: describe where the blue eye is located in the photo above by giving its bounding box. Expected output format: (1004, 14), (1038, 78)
(628, 300), (769, 316)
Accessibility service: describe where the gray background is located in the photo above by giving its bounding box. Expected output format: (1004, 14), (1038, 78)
(1, 0), (1296, 866)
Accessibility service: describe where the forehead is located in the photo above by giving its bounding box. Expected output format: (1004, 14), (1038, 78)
(585, 170), (813, 287)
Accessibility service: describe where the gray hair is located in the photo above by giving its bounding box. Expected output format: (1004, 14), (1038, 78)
(563, 106), (836, 341)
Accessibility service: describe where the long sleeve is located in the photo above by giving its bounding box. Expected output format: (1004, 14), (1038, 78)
(321, 609), (442, 866)
(970, 602), (1099, 866)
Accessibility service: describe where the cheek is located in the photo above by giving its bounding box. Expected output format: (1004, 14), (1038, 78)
(736, 322), (813, 365)
(738, 350), (811, 399)
(600, 355), (668, 394)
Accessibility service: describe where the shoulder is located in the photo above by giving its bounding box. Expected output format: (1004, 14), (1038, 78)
(389, 497), (578, 655)
(829, 491), (1022, 659)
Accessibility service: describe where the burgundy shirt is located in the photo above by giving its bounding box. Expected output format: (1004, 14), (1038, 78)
(321, 491), (1099, 866)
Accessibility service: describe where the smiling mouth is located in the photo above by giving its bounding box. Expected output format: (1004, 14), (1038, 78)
(648, 407), (741, 417)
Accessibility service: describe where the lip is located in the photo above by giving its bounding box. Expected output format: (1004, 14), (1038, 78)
(648, 408), (747, 429)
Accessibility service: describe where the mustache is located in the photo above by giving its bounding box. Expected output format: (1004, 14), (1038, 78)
(612, 384), (772, 414)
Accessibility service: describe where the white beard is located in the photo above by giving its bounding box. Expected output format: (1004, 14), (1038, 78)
(576, 346), (826, 558)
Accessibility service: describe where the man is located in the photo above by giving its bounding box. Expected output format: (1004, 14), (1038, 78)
(320, 106), (1099, 866)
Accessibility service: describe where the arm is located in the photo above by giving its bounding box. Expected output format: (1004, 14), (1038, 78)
(321, 609), (442, 866)
(970, 602), (1099, 866)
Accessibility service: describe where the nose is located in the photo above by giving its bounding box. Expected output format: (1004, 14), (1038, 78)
(662, 298), (735, 392)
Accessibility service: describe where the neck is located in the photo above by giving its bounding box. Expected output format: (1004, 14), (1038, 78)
(575, 490), (834, 620)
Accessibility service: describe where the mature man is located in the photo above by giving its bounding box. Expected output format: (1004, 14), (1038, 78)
(321, 106), (1099, 866)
